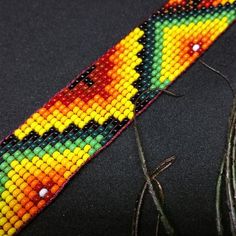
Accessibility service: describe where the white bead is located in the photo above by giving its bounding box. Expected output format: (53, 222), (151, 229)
(39, 188), (48, 198)
(192, 44), (200, 52)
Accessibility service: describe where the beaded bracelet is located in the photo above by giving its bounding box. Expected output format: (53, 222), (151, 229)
(0, 0), (236, 235)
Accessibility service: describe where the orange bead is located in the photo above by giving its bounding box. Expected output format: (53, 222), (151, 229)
(51, 185), (59, 194)
(48, 106), (56, 113)
(58, 167), (66, 176)
(41, 110), (50, 119)
(17, 208), (26, 218)
(61, 108), (70, 115)
(42, 176), (50, 185)
(21, 197), (30, 207)
(3, 222), (12, 231)
(78, 101), (84, 108)
(22, 213), (31, 222)
(14, 220), (23, 229)
(37, 200), (46, 209)
(48, 170), (56, 178)
(68, 103), (75, 110)
(6, 211), (15, 219)
(58, 177), (66, 187)
(13, 204), (21, 213)
(27, 175), (35, 184)
(10, 215), (19, 224)
(53, 174), (60, 183)
(81, 104), (89, 112)
(29, 206), (38, 216)
(25, 202), (34, 211)
(28, 191), (37, 200)
(23, 186), (32, 195)
(17, 193), (25, 202)
(37, 173), (46, 181)
(9, 200), (18, 208)
(31, 179), (39, 188)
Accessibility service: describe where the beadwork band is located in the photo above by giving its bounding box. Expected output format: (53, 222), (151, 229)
(0, 0), (236, 235)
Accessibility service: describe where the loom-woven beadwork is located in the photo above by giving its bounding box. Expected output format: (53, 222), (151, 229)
(0, 0), (236, 235)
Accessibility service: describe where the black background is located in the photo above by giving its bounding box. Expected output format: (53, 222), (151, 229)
(0, 1), (236, 235)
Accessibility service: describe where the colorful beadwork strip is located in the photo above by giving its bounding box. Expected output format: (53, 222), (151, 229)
(0, 1), (236, 235)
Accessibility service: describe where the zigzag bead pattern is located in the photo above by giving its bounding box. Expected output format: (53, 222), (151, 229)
(0, 0), (236, 235)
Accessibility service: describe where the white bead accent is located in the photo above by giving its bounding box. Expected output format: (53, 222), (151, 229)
(192, 44), (200, 52)
(39, 188), (48, 198)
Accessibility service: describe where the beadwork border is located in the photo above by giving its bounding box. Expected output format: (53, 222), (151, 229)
(0, 3), (236, 235)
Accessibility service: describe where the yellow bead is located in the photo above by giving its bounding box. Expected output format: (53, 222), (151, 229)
(21, 159), (28, 166)
(8, 228), (16, 236)
(32, 156), (39, 164)
(1, 205), (10, 214)
(13, 204), (21, 212)
(82, 153), (90, 162)
(15, 165), (22, 172)
(10, 160), (19, 169)
(64, 171), (71, 179)
(5, 180), (14, 189)
(8, 185), (17, 193)
(14, 129), (21, 137)
(44, 167), (51, 174)
(19, 183), (27, 191)
(83, 145), (91, 153)
(9, 200), (17, 208)
(1, 191), (10, 200)
(6, 211), (14, 219)
(3, 222), (11, 232)
(7, 170), (15, 178)
(14, 220), (23, 229)
(76, 159), (84, 167)
(0, 201), (6, 209)
(22, 213), (31, 222)
(0, 217), (7, 226)
(5, 196), (14, 204)
(70, 165), (77, 173)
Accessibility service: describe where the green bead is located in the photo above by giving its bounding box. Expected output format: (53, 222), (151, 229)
(155, 81), (161, 87)
(6, 156), (14, 164)
(90, 140), (97, 147)
(17, 154), (25, 162)
(80, 142), (86, 149)
(69, 144), (77, 151)
(1, 176), (8, 185)
(28, 152), (35, 159)
(88, 149), (96, 156)
(164, 79), (170, 86)
(150, 85), (156, 90)
(2, 153), (10, 160)
(34, 147), (42, 155)
(65, 140), (73, 148)
(38, 150), (46, 158)
(23, 149), (31, 156)
(75, 138), (82, 146)
(44, 145), (52, 152)
(3, 166), (11, 174)
(96, 135), (104, 142)
(13, 150), (21, 158)
(48, 148), (56, 155)
(0, 187), (5, 194)
(0, 172), (5, 179)
(55, 143), (62, 149)
(159, 84), (166, 89)
(94, 143), (102, 150)
(59, 146), (66, 153)
(0, 162), (8, 170)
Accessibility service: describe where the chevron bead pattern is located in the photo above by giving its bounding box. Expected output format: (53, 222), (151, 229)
(0, 1), (236, 235)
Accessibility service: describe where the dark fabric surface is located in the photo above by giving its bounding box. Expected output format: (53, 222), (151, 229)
(0, 1), (236, 235)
